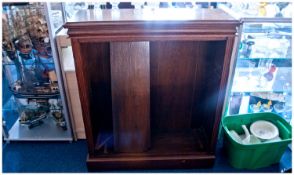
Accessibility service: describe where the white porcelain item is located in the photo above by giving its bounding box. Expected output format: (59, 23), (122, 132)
(250, 120), (279, 141)
(229, 130), (242, 144)
(241, 125), (261, 144)
(264, 136), (282, 143)
(242, 125), (250, 144)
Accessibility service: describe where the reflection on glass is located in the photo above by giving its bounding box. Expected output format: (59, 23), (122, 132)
(256, 59), (272, 88)
(247, 60), (256, 80)
(146, 2), (160, 10)
(226, 2), (292, 18)
(111, 1), (120, 20)
(94, 2), (104, 10)
(132, 1), (143, 9)
(273, 82), (292, 123)
(250, 103), (261, 113)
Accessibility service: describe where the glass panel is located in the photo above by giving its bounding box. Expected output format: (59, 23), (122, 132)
(240, 23), (292, 59)
(2, 3), (71, 140)
(228, 21), (292, 125)
(220, 2), (292, 18)
(49, 3), (65, 33)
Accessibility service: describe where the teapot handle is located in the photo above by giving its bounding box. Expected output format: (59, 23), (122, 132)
(242, 125), (250, 138)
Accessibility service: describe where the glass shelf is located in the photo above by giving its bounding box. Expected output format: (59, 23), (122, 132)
(239, 23), (292, 59)
(238, 57), (291, 60)
(10, 88), (60, 98)
(3, 62), (55, 66)
(235, 59), (291, 68)
(243, 23), (292, 32)
(228, 95), (292, 123)
(231, 67), (291, 93)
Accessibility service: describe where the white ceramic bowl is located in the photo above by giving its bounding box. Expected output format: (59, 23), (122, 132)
(250, 120), (279, 141)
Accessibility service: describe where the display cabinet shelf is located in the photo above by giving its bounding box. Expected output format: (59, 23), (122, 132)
(238, 58), (291, 60)
(231, 67), (291, 93)
(6, 117), (72, 141)
(2, 62), (55, 66)
(235, 59), (291, 68)
(10, 91), (60, 99)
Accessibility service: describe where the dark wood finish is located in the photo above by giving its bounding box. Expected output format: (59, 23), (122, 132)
(150, 41), (208, 133)
(87, 155), (215, 171)
(87, 154), (215, 171)
(209, 38), (236, 152)
(71, 41), (112, 154)
(110, 42), (150, 153)
(65, 9), (240, 171)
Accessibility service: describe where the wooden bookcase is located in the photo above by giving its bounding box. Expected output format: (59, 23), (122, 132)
(65, 9), (240, 171)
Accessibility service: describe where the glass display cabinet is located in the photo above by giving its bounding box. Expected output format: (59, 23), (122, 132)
(229, 22), (292, 119)
(218, 2), (292, 149)
(2, 2), (72, 141)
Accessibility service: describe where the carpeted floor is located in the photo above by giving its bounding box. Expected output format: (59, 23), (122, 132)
(2, 140), (88, 172)
(2, 139), (291, 173)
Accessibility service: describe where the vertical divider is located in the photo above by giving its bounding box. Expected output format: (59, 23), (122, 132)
(110, 42), (150, 153)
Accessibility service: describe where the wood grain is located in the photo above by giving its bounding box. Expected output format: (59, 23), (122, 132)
(76, 42), (113, 154)
(150, 41), (208, 133)
(110, 42), (150, 153)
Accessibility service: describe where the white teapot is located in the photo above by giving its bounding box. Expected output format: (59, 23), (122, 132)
(229, 125), (260, 144)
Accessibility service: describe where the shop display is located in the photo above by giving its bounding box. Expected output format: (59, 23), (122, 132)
(3, 4), (55, 96)
(2, 3), (72, 141)
(219, 3), (292, 125)
(222, 2), (292, 18)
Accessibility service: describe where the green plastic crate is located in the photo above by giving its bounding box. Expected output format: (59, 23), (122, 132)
(222, 112), (292, 169)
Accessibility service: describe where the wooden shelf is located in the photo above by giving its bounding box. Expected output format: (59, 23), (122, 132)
(94, 128), (209, 156)
(88, 129), (213, 171)
(150, 130), (207, 155)
(65, 9), (240, 171)
(87, 152), (215, 171)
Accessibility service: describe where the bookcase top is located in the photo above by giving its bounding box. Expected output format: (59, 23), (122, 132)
(64, 9), (240, 39)
(66, 9), (237, 23)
